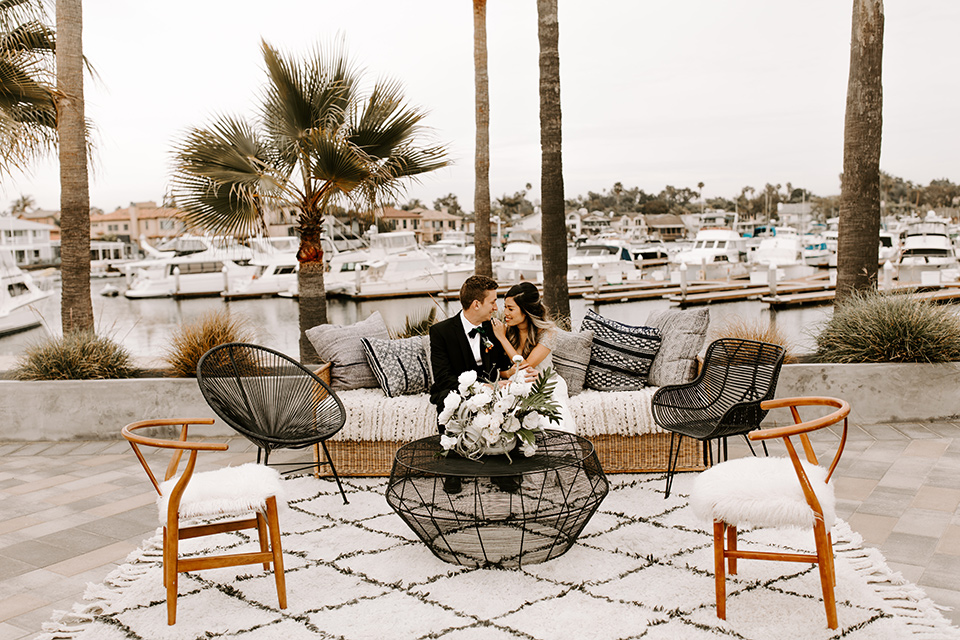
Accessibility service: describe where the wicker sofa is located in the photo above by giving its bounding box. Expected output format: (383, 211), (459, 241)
(309, 307), (711, 477)
(314, 363), (703, 477)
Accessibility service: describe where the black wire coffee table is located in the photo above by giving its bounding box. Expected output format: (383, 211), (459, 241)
(385, 430), (608, 568)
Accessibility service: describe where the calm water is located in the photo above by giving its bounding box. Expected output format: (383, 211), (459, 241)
(0, 277), (831, 360)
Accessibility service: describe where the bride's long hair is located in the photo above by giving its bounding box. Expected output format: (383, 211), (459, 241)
(504, 282), (555, 358)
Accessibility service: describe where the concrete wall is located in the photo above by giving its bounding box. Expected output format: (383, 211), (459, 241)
(2, 361), (959, 441)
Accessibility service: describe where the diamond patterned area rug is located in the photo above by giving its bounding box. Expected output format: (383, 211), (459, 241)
(42, 474), (960, 640)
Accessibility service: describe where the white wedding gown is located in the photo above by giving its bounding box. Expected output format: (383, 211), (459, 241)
(535, 330), (576, 434)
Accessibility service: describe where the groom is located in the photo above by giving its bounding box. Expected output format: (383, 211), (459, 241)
(429, 275), (518, 494)
(429, 275), (512, 417)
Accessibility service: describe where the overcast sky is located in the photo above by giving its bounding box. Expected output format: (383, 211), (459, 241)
(3, 0), (958, 214)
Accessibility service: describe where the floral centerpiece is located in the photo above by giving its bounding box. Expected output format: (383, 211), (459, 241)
(438, 357), (561, 461)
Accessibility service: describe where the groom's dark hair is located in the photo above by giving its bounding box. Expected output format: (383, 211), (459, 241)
(459, 275), (498, 309)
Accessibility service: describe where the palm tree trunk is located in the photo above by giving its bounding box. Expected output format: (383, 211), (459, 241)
(473, 0), (492, 278)
(836, 0), (884, 303)
(297, 227), (327, 363)
(56, 0), (93, 333)
(537, 0), (570, 327)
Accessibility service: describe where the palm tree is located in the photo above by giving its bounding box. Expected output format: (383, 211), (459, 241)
(56, 0), (93, 333)
(473, 0), (492, 277)
(171, 40), (448, 363)
(836, 0), (884, 302)
(536, 0), (570, 327)
(0, 0), (58, 176)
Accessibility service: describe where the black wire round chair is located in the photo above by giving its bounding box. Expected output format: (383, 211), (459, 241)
(652, 338), (786, 498)
(197, 342), (349, 504)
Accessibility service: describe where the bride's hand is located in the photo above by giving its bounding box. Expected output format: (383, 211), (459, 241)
(491, 317), (507, 341)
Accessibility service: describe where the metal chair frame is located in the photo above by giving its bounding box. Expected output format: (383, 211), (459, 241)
(197, 342), (349, 503)
(652, 338), (787, 498)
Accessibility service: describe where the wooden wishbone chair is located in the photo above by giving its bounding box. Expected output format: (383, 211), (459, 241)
(690, 396), (851, 629)
(122, 418), (287, 625)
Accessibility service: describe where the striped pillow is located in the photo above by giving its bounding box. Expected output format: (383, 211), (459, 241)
(305, 311), (389, 390)
(549, 329), (594, 396)
(581, 309), (661, 391)
(361, 337), (431, 397)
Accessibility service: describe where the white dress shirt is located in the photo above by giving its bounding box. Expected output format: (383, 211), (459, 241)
(459, 312), (483, 365)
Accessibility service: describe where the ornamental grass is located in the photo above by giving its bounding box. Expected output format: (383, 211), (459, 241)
(814, 289), (960, 363)
(163, 309), (255, 377)
(711, 315), (798, 363)
(15, 331), (139, 380)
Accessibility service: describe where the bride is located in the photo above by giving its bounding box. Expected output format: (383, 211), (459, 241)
(490, 282), (576, 433)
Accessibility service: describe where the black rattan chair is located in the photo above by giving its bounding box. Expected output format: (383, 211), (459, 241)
(652, 338), (786, 498)
(197, 343), (349, 504)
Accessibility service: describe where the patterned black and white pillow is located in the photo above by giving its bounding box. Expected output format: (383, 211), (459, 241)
(581, 309), (662, 391)
(361, 337), (431, 398)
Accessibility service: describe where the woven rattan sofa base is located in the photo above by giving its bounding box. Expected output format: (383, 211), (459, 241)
(313, 431), (704, 477)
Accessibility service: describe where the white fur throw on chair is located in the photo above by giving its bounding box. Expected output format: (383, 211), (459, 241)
(691, 457), (836, 530)
(157, 463), (284, 522)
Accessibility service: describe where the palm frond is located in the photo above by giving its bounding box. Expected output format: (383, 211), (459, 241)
(169, 115), (284, 238)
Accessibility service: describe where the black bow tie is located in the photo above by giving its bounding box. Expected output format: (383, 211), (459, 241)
(468, 327), (480, 338)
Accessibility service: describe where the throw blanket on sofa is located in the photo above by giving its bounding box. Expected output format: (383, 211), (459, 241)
(332, 387), (660, 442)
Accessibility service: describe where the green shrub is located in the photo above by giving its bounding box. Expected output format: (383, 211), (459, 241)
(711, 315), (798, 363)
(163, 310), (255, 377)
(15, 331), (139, 380)
(814, 290), (960, 363)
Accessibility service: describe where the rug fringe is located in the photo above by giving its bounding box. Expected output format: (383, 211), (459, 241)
(833, 521), (959, 638)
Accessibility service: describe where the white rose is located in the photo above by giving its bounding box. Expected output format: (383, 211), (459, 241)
(520, 440), (537, 457)
(473, 390), (492, 407)
(438, 406), (456, 424)
(473, 412), (492, 430)
(512, 382), (533, 397)
(522, 412), (542, 430)
(457, 370), (477, 393)
(502, 415), (522, 433)
(440, 435), (458, 450)
(443, 392), (461, 411)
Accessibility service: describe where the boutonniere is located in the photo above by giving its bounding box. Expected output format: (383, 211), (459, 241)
(478, 327), (494, 352)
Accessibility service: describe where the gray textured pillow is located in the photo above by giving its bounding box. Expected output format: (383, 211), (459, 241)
(645, 307), (710, 387)
(305, 311), (389, 390)
(581, 309), (661, 391)
(420, 334), (434, 386)
(549, 329), (593, 396)
(361, 337), (430, 397)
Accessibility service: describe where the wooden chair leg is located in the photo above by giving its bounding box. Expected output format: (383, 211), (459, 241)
(726, 524), (738, 575)
(162, 527), (169, 588)
(714, 521), (726, 620)
(164, 524), (179, 625)
(256, 513), (270, 570)
(813, 521), (838, 630)
(265, 496), (287, 609)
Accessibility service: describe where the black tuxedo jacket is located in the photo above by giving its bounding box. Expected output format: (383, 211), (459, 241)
(429, 312), (511, 417)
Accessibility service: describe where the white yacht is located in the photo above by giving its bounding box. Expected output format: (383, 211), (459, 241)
(566, 240), (637, 280)
(670, 228), (748, 280)
(0, 249), (53, 336)
(224, 236), (351, 299)
(494, 240), (543, 283)
(801, 234), (832, 267)
(123, 235), (255, 298)
(748, 229), (816, 282)
(287, 231), (473, 298)
(896, 214), (960, 283)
